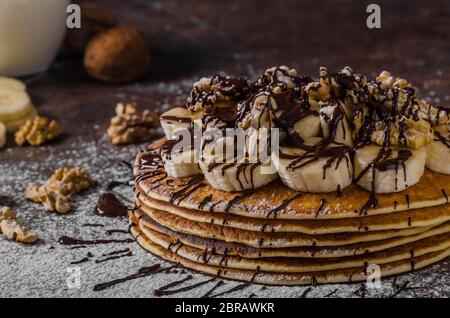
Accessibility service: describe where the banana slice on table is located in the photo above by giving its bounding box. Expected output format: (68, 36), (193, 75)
(426, 125), (450, 174)
(160, 107), (201, 139)
(200, 136), (278, 192)
(354, 144), (426, 193)
(0, 77), (26, 92)
(0, 121), (6, 148)
(161, 137), (201, 178)
(320, 101), (353, 147)
(272, 137), (353, 193)
(0, 88), (34, 123)
(3, 106), (37, 133)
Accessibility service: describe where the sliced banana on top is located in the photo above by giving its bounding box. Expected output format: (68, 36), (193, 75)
(272, 137), (353, 193)
(426, 125), (450, 175)
(160, 107), (201, 139)
(354, 144), (426, 193)
(200, 136), (278, 192)
(0, 121), (6, 148)
(161, 138), (201, 178)
(289, 114), (321, 140)
(0, 77), (26, 92)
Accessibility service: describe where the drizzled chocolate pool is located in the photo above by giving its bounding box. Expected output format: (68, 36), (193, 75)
(130, 66), (450, 285)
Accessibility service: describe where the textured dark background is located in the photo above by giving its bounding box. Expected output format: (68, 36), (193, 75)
(4, 0), (450, 156)
(1, 0), (449, 298)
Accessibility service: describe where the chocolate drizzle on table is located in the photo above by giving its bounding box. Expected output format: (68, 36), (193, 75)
(94, 192), (129, 217)
(59, 236), (134, 246)
(93, 263), (177, 291)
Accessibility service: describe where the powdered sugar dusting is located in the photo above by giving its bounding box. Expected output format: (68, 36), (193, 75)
(1, 129), (448, 298)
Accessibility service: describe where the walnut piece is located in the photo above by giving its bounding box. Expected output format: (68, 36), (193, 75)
(25, 167), (92, 214)
(15, 116), (62, 146)
(0, 207), (38, 244)
(187, 75), (251, 112)
(107, 103), (159, 145)
(370, 117), (433, 149)
(84, 27), (151, 83)
(376, 71), (411, 89)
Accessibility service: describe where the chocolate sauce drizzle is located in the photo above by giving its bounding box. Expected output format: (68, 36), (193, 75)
(94, 192), (129, 218)
(94, 264), (178, 291)
(59, 236), (134, 246)
(154, 277), (217, 297)
(201, 280), (225, 298)
(95, 251), (133, 264)
(106, 229), (129, 235)
(315, 199), (327, 219)
(298, 287), (312, 298)
(154, 275), (194, 297)
(266, 194), (302, 219)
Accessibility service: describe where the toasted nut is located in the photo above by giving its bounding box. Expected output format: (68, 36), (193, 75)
(0, 206), (17, 220)
(370, 117), (433, 149)
(187, 75), (251, 112)
(376, 71), (411, 89)
(48, 167), (92, 197)
(15, 116), (62, 146)
(0, 207), (38, 244)
(84, 26), (151, 83)
(107, 102), (159, 145)
(25, 167), (92, 214)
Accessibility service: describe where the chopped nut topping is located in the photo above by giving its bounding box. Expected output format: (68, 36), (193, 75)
(0, 207), (38, 244)
(376, 71), (412, 90)
(26, 167), (92, 214)
(107, 102), (159, 145)
(370, 117), (433, 149)
(187, 75), (251, 112)
(15, 116), (62, 146)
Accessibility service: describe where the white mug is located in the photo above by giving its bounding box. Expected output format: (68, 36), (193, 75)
(0, 0), (70, 77)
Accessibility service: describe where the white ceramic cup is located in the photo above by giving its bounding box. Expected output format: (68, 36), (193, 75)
(0, 0), (70, 77)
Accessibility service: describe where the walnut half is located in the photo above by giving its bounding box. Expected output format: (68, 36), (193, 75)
(107, 103), (160, 145)
(26, 167), (92, 214)
(0, 207), (38, 244)
(15, 116), (62, 146)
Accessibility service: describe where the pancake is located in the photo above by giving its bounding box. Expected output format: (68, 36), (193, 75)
(138, 221), (450, 273)
(136, 191), (450, 234)
(135, 210), (450, 259)
(135, 140), (450, 220)
(137, 207), (436, 248)
(130, 221), (450, 285)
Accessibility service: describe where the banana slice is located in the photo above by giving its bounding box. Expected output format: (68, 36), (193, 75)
(0, 77), (26, 92)
(160, 107), (201, 139)
(200, 136), (278, 192)
(426, 125), (450, 174)
(272, 137), (353, 193)
(4, 106), (37, 133)
(0, 121), (6, 148)
(354, 144), (426, 193)
(291, 114), (321, 139)
(0, 88), (34, 123)
(161, 138), (201, 178)
(320, 101), (353, 147)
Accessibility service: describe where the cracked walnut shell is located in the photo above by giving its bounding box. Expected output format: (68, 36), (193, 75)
(15, 116), (62, 146)
(107, 103), (159, 145)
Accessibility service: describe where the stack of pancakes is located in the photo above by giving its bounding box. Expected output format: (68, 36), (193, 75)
(130, 139), (450, 285)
